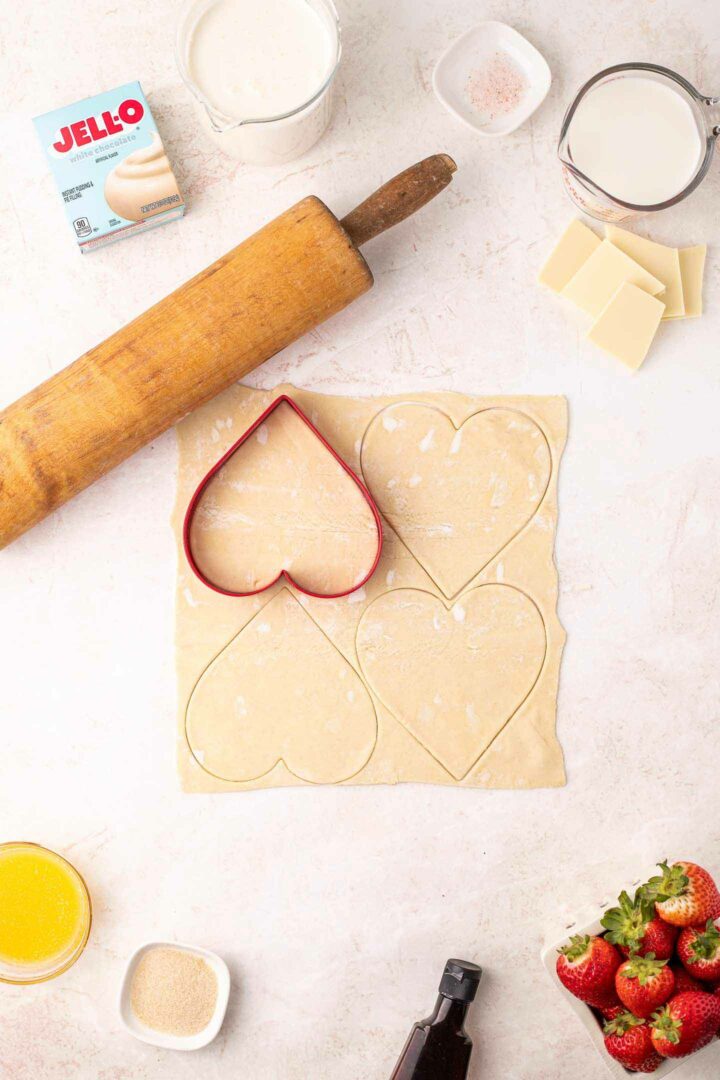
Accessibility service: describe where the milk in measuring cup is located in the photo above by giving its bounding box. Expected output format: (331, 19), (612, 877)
(179, 0), (340, 164)
(567, 76), (703, 205)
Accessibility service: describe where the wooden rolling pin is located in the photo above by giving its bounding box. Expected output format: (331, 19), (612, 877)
(0, 153), (457, 550)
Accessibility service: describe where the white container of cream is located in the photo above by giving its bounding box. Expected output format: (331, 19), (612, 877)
(176, 0), (341, 165)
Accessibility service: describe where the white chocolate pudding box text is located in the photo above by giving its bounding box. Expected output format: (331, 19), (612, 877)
(33, 81), (184, 252)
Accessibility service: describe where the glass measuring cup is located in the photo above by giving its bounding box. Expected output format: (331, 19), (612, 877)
(176, 0), (342, 166)
(559, 63), (720, 222)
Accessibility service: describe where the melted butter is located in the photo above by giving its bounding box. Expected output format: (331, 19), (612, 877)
(0, 845), (89, 967)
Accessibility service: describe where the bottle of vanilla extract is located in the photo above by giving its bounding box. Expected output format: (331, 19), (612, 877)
(389, 959), (482, 1080)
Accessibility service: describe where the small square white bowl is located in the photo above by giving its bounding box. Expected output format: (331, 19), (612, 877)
(432, 21), (551, 137)
(542, 876), (718, 1078)
(119, 941), (231, 1051)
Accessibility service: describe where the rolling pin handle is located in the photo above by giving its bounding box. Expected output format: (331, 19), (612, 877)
(340, 153), (457, 248)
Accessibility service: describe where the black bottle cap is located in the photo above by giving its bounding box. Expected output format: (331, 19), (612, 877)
(438, 959), (482, 1003)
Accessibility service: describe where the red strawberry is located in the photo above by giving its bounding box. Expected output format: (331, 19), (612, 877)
(603, 1012), (664, 1073)
(650, 991), (720, 1058)
(557, 934), (621, 1009)
(601, 1003), (626, 1022)
(602, 889), (678, 959)
(671, 964), (706, 995)
(642, 861), (720, 928)
(616, 953), (675, 1019)
(678, 919), (720, 982)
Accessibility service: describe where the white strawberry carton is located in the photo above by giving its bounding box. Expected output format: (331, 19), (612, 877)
(541, 870), (720, 1078)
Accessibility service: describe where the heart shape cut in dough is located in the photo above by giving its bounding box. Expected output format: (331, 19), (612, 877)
(361, 405), (552, 598)
(356, 585), (546, 780)
(186, 590), (377, 784)
(186, 397), (381, 597)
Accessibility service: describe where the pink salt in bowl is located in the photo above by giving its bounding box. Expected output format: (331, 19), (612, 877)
(433, 21), (551, 137)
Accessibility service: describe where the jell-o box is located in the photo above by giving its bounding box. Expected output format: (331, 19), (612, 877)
(33, 81), (184, 252)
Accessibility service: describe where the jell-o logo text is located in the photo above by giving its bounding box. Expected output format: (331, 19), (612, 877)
(52, 98), (145, 153)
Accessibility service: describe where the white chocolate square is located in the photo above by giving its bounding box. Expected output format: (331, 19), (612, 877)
(605, 225), (685, 318)
(562, 239), (665, 318)
(538, 219), (601, 293)
(672, 244), (707, 319)
(587, 282), (665, 370)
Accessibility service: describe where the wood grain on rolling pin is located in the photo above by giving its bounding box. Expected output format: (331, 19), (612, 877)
(0, 197), (372, 549)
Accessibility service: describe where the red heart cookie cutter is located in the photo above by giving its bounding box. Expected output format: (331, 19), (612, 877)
(183, 395), (383, 599)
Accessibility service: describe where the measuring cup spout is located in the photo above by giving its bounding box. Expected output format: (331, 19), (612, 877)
(203, 102), (241, 135)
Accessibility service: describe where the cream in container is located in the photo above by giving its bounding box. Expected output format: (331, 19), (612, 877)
(177, 0), (341, 165)
(34, 82), (184, 252)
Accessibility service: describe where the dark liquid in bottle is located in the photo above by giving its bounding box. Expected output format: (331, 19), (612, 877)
(390, 959), (481, 1080)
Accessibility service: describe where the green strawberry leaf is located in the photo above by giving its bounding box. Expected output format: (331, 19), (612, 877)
(690, 919), (720, 961)
(603, 1012), (645, 1037)
(641, 860), (690, 903)
(558, 934), (591, 962)
(620, 952), (668, 986)
(601, 889), (653, 948)
(651, 1006), (681, 1045)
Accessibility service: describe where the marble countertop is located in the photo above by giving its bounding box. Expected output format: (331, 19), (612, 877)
(1, 0), (719, 1077)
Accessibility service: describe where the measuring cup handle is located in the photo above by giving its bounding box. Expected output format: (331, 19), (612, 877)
(704, 95), (720, 137)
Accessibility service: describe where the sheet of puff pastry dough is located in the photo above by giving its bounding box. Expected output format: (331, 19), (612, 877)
(173, 385), (568, 792)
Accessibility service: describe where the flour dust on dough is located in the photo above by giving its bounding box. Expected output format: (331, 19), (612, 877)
(174, 385), (567, 792)
(188, 399), (380, 595)
(360, 404), (552, 599)
(185, 589), (378, 784)
(356, 585), (547, 780)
